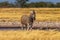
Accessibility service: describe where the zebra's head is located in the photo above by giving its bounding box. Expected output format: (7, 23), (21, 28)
(30, 10), (36, 20)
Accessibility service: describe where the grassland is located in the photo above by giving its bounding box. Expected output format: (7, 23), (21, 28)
(0, 8), (60, 22)
(0, 30), (60, 40)
(0, 8), (60, 40)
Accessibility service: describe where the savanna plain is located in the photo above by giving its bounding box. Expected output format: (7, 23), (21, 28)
(0, 8), (60, 40)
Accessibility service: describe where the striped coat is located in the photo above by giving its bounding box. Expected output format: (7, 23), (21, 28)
(21, 10), (36, 30)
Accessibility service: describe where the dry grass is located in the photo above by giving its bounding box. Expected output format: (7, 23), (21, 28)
(0, 8), (60, 22)
(0, 30), (60, 40)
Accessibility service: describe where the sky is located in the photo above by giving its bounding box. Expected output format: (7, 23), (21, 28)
(0, 0), (60, 3)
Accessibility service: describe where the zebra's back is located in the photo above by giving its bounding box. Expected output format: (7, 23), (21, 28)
(21, 15), (29, 25)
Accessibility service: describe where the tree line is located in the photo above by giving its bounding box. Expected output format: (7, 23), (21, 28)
(0, 0), (60, 8)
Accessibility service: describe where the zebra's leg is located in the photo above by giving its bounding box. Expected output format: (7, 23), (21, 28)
(30, 24), (33, 30)
(29, 23), (33, 30)
(27, 24), (30, 30)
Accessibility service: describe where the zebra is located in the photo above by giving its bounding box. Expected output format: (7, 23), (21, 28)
(21, 10), (36, 30)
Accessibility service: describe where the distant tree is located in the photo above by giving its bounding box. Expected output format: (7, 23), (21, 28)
(38, 2), (47, 7)
(15, 0), (29, 8)
(0, 1), (9, 7)
(0, 1), (60, 8)
(26, 2), (56, 8)
(0, 1), (15, 8)
(56, 2), (60, 7)
(46, 2), (55, 7)
(27, 2), (47, 8)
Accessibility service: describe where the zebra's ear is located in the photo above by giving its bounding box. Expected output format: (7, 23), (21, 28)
(30, 10), (35, 14)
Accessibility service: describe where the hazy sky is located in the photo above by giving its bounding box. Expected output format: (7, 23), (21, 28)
(0, 0), (60, 3)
